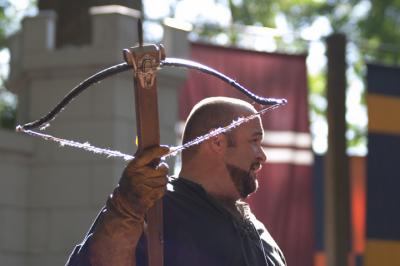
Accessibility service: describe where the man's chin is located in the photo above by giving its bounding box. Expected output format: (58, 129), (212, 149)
(249, 171), (258, 180)
(244, 179), (258, 198)
(240, 173), (258, 198)
(225, 163), (259, 198)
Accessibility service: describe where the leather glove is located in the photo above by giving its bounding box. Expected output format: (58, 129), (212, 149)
(89, 145), (169, 266)
(119, 145), (170, 220)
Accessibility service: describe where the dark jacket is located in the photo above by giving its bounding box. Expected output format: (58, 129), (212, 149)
(67, 177), (286, 266)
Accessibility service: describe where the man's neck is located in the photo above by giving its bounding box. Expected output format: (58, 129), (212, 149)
(211, 193), (240, 214)
(179, 171), (239, 201)
(178, 174), (248, 220)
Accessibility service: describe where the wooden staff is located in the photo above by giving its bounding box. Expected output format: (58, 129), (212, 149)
(123, 20), (166, 266)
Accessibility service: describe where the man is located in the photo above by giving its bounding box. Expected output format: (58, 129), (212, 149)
(67, 96), (286, 266)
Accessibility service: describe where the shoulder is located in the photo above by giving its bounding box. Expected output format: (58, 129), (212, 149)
(164, 177), (211, 208)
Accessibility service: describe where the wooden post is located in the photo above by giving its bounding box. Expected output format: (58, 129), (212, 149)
(123, 41), (166, 266)
(325, 33), (350, 266)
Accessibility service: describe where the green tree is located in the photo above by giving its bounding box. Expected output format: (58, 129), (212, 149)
(0, 0), (30, 130)
(358, 0), (400, 64)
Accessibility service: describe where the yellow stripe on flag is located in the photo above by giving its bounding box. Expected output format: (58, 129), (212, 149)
(367, 94), (400, 135)
(365, 239), (400, 266)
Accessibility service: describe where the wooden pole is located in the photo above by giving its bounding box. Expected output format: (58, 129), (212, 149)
(325, 33), (350, 266)
(123, 21), (166, 265)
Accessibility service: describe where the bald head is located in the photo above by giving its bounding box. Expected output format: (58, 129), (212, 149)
(181, 97), (257, 162)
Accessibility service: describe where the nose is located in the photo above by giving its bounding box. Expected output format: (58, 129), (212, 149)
(258, 146), (267, 163)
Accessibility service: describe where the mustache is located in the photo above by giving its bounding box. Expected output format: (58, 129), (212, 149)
(226, 163), (249, 176)
(226, 162), (262, 176)
(250, 162), (262, 172)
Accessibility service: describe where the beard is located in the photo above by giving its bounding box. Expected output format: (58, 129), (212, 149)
(225, 163), (259, 198)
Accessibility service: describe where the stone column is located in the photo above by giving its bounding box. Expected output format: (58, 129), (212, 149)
(159, 18), (191, 169)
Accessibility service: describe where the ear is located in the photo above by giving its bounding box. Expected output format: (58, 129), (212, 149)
(208, 134), (227, 154)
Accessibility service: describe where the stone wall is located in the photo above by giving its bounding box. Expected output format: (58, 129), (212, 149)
(0, 129), (32, 265)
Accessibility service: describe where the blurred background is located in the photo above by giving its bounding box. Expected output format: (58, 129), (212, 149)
(0, 0), (399, 265)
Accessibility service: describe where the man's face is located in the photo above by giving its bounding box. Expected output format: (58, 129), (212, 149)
(224, 114), (266, 198)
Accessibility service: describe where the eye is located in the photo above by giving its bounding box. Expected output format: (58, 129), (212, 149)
(250, 133), (263, 144)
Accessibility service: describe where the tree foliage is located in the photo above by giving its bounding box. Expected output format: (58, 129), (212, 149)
(0, 0), (40, 130)
(0, 0), (17, 130)
(227, 0), (400, 63)
(0, 3), (8, 48)
(229, 0), (276, 27)
(359, 0), (400, 64)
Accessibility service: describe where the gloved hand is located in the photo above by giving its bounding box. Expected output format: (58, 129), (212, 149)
(88, 145), (170, 266)
(119, 145), (170, 220)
